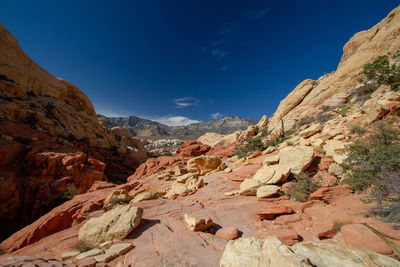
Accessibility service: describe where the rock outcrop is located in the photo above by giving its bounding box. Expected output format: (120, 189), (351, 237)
(266, 6), (400, 134)
(220, 237), (400, 267)
(0, 22), (148, 241)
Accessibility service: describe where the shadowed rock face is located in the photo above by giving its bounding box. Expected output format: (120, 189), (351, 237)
(0, 22), (148, 242)
(99, 114), (257, 141)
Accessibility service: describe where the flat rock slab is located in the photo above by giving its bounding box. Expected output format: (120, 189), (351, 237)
(107, 243), (134, 256)
(257, 204), (294, 220)
(76, 248), (104, 260)
(93, 251), (119, 263)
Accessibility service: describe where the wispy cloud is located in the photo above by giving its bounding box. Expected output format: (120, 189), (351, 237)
(151, 115), (200, 126)
(217, 22), (236, 36)
(221, 65), (229, 71)
(211, 49), (228, 61)
(172, 97), (200, 108)
(246, 8), (270, 20)
(211, 112), (225, 120)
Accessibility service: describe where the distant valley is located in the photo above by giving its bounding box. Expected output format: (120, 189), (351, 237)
(98, 114), (257, 141)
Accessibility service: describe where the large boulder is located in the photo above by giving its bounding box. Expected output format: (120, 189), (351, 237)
(239, 179), (261, 196)
(219, 237), (311, 267)
(219, 237), (400, 267)
(253, 165), (291, 185)
(187, 155), (223, 175)
(361, 99), (389, 123)
(278, 146), (314, 175)
(175, 141), (211, 158)
(197, 132), (225, 147)
(256, 185), (280, 198)
(291, 241), (400, 267)
(79, 204), (143, 247)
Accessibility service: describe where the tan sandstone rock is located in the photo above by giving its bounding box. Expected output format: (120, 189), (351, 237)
(256, 185), (280, 198)
(239, 179), (261, 196)
(103, 189), (132, 210)
(219, 237), (311, 267)
(298, 123), (323, 138)
(79, 205), (143, 247)
(278, 146), (314, 175)
(184, 214), (214, 232)
(187, 155), (223, 175)
(263, 155), (279, 165)
(220, 237), (400, 267)
(197, 132), (225, 147)
(361, 98), (389, 123)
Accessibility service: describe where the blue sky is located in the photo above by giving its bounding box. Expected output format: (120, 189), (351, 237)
(1, 0), (398, 125)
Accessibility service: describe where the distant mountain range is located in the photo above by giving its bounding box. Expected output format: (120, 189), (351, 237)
(98, 115), (258, 141)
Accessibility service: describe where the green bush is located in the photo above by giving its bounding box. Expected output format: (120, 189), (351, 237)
(350, 84), (378, 103)
(341, 120), (400, 222)
(286, 173), (320, 202)
(106, 198), (127, 211)
(349, 122), (366, 135)
(234, 137), (265, 159)
(363, 52), (400, 90)
(56, 185), (77, 205)
(338, 105), (352, 117)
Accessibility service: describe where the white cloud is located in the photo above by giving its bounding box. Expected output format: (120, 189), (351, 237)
(211, 112), (225, 119)
(172, 97), (199, 108)
(152, 115), (200, 126)
(221, 65), (229, 71)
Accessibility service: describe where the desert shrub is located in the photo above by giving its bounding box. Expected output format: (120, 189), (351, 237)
(332, 219), (350, 231)
(56, 185), (77, 205)
(234, 137), (265, 159)
(350, 84), (378, 103)
(314, 147), (326, 154)
(363, 52), (400, 90)
(350, 122), (366, 135)
(106, 198), (127, 211)
(264, 136), (283, 148)
(71, 240), (92, 252)
(284, 129), (295, 136)
(286, 173), (320, 202)
(341, 120), (400, 222)
(338, 105), (352, 117)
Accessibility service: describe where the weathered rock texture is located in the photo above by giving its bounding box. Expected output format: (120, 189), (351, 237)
(219, 237), (400, 267)
(79, 204), (143, 247)
(267, 6), (400, 134)
(0, 22), (148, 241)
